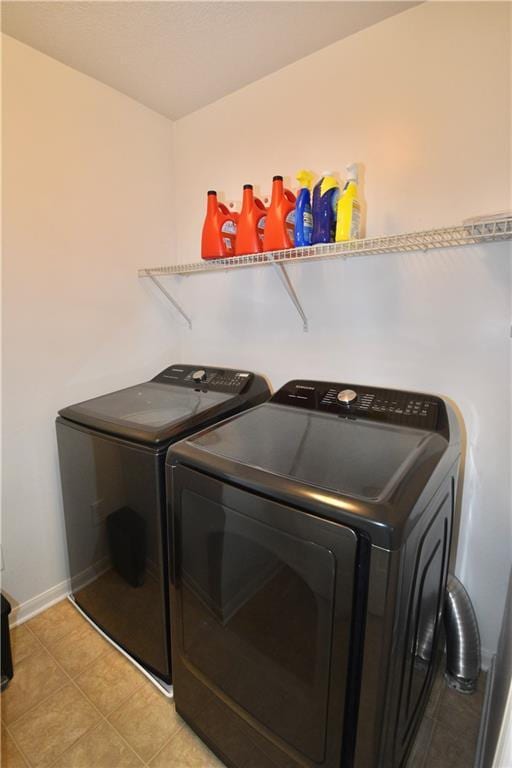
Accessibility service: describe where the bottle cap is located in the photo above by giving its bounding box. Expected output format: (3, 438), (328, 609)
(207, 190), (217, 196)
(243, 184), (253, 190)
(273, 175), (283, 181)
(346, 163), (359, 182)
(296, 170), (314, 189)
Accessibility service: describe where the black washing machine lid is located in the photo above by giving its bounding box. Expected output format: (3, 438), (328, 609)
(58, 365), (265, 446)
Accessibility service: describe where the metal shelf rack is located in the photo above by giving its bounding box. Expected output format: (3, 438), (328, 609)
(139, 216), (512, 331)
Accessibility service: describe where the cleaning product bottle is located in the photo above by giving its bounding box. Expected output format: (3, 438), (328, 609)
(235, 184), (267, 256)
(336, 163), (362, 242)
(311, 173), (340, 244)
(201, 190), (238, 260)
(294, 170), (314, 247)
(263, 176), (296, 252)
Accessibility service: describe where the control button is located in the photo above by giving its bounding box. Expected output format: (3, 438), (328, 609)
(192, 369), (207, 382)
(337, 389), (358, 406)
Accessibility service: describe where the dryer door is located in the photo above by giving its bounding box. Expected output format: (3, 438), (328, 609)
(169, 465), (360, 768)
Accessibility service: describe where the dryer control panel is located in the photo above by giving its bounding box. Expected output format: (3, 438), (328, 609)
(272, 380), (448, 433)
(153, 365), (253, 394)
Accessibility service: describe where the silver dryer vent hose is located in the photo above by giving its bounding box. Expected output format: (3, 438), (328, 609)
(444, 573), (481, 694)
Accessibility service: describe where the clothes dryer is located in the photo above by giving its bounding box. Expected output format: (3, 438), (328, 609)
(166, 379), (461, 764)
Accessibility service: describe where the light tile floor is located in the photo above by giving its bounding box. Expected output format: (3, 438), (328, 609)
(1, 600), (485, 768)
(407, 665), (486, 768)
(1, 600), (223, 767)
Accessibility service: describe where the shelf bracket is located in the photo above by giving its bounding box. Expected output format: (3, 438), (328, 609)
(273, 263), (308, 332)
(147, 274), (192, 329)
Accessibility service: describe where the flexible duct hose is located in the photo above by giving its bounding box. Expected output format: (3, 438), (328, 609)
(444, 574), (481, 693)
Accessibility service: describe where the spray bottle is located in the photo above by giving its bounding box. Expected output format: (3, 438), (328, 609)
(311, 173), (340, 244)
(336, 164), (362, 242)
(294, 170), (314, 247)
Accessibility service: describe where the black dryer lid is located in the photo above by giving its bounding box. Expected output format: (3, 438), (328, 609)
(173, 402), (446, 501)
(168, 379), (457, 547)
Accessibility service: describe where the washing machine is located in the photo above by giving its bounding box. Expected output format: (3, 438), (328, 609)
(166, 379), (461, 765)
(56, 364), (270, 692)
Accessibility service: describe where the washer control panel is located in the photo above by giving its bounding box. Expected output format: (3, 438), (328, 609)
(153, 365), (253, 394)
(272, 380), (446, 432)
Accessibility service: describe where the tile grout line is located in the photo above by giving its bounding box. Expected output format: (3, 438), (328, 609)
(41, 630), (148, 768)
(2, 623), (55, 732)
(6, 659), (97, 768)
(66, 625), (186, 764)
(3, 722), (31, 768)
(104, 682), (185, 766)
(22, 618), (114, 689)
(2, 621), (62, 766)
(141, 719), (187, 767)
(2, 624), (110, 729)
(27, 618), (114, 677)
(67, 689), (149, 768)
(36, 610), (211, 766)
(10, 604), (225, 767)
(3, 678), (71, 765)
(4, 608), (144, 768)
(4, 625), (58, 736)
(28, 604), (178, 766)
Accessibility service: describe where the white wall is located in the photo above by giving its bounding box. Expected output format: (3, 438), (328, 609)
(168, 2), (512, 658)
(2, 2), (511, 660)
(2, 35), (176, 618)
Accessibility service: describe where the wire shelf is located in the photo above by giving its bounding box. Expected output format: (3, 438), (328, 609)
(138, 217), (512, 278)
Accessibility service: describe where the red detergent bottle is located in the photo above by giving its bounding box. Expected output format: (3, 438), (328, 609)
(235, 184), (267, 256)
(201, 190), (238, 260)
(263, 176), (296, 251)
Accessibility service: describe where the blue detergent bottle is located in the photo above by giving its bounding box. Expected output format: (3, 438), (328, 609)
(311, 172), (340, 244)
(294, 170), (314, 246)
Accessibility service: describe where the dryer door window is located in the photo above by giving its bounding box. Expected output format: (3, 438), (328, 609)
(170, 466), (359, 765)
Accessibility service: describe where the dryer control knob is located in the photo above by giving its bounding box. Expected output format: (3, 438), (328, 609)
(192, 369), (207, 382)
(337, 389), (358, 405)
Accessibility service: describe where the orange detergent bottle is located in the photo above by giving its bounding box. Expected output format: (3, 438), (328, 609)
(262, 176), (296, 251)
(235, 184), (267, 256)
(201, 190), (238, 260)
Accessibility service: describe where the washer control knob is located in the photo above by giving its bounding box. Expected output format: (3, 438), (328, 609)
(192, 369), (207, 382)
(337, 389), (358, 406)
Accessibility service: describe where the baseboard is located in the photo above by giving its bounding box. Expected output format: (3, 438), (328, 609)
(8, 579), (71, 627)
